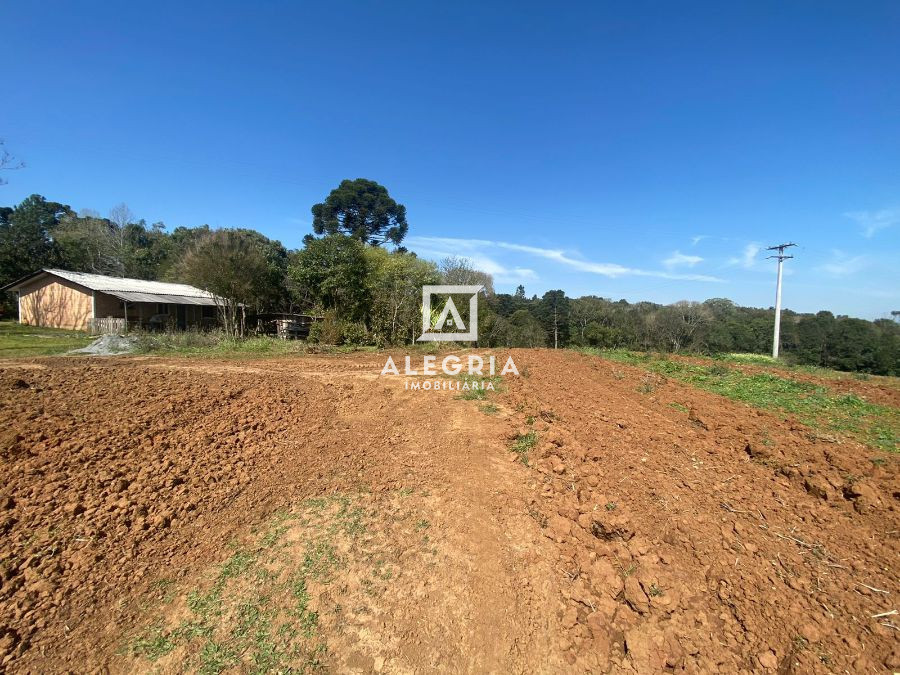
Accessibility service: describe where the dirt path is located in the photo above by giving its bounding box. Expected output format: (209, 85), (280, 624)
(0, 350), (897, 673)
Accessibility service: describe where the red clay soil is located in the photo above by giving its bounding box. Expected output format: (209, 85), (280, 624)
(0, 350), (897, 673)
(499, 350), (899, 672)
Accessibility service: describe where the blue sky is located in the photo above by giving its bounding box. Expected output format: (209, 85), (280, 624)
(3, 1), (898, 319)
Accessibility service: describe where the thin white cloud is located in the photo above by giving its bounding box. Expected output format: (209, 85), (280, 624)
(409, 240), (538, 284)
(406, 236), (724, 282)
(493, 242), (633, 276)
(691, 235), (708, 246)
(663, 251), (703, 269)
(463, 254), (538, 283)
(844, 209), (900, 238)
(727, 243), (761, 269)
(819, 250), (866, 278)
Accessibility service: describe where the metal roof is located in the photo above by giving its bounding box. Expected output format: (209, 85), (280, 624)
(2, 269), (219, 305)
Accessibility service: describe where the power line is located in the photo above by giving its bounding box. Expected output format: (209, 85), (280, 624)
(766, 243), (797, 358)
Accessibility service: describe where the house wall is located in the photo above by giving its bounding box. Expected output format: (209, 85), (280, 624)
(93, 292), (122, 319)
(18, 276), (93, 330)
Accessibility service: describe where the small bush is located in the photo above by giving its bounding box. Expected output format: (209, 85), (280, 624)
(307, 313), (370, 346)
(308, 312), (343, 345)
(341, 321), (370, 345)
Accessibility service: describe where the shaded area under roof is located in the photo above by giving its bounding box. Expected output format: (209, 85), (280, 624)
(106, 290), (219, 306)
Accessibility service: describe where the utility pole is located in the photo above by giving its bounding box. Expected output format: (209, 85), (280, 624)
(767, 243), (797, 359)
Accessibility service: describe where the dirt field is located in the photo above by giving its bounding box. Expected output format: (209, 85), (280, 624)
(0, 350), (897, 673)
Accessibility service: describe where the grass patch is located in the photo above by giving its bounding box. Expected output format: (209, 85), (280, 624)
(133, 330), (378, 358)
(199, 641), (239, 674)
(131, 623), (177, 660)
(456, 373), (502, 401)
(587, 350), (899, 452)
(128, 499), (353, 672)
(720, 352), (778, 366)
(0, 320), (93, 357)
(510, 430), (538, 465)
(129, 494), (384, 672)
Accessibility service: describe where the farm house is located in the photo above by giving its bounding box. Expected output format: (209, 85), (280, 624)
(2, 268), (219, 333)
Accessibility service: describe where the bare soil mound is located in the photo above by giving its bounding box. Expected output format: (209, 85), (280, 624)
(0, 350), (896, 673)
(0, 354), (563, 673)
(498, 349), (899, 672)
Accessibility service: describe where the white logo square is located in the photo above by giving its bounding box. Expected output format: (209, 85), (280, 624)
(417, 285), (482, 342)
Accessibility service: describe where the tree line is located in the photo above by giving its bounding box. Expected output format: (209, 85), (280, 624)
(1, 179), (897, 374)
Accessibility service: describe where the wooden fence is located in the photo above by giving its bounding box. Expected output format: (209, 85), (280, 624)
(87, 317), (130, 335)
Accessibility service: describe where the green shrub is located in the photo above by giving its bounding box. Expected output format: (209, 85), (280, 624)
(308, 313), (370, 346)
(341, 321), (370, 345)
(308, 312), (343, 345)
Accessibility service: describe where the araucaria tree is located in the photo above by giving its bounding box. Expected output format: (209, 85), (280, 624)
(310, 179), (408, 246)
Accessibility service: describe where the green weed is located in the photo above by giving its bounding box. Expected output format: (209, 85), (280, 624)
(457, 374), (502, 401)
(510, 431), (538, 465)
(199, 641), (238, 674)
(130, 624), (176, 660)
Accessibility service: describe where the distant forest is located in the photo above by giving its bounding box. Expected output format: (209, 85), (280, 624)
(1, 186), (898, 375)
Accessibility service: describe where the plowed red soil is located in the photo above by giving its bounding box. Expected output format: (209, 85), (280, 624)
(0, 350), (897, 673)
